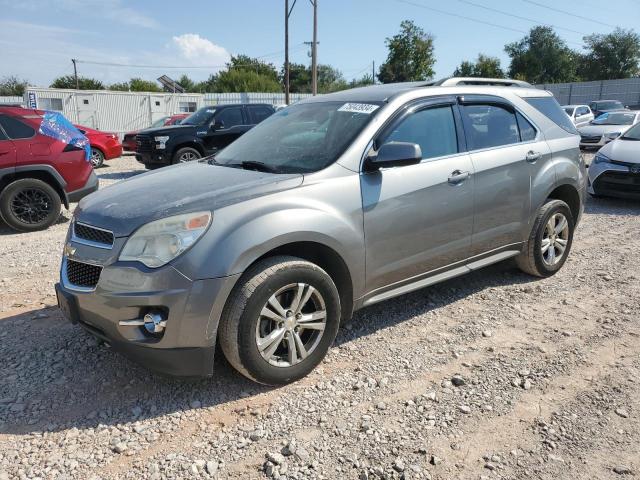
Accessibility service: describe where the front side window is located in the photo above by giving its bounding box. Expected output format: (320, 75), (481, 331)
(516, 112), (537, 142)
(215, 107), (244, 128)
(0, 115), (35, 139)
(461, 104), (520, 149)
(383, 105), (458, 160)
(213, 101), (381, 173)
(181, 107), (216, 126)
(577, 106), (589, 116)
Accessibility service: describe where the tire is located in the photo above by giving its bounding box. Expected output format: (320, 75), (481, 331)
(218, 256), (341, 385)
(90, 148), (104, 168)
(516, 199), (574, 277)
(172, 147), (201, 164)
(0, 178), (62, 232)
(144, 164), (163, 170)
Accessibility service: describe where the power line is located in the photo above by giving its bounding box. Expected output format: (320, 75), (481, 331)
(457, 0), (587, 36)
(521, 0), (618, 29)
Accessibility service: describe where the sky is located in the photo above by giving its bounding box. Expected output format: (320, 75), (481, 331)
(1, 0), (639, 88)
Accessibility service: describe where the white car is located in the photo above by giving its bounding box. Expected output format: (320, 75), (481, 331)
(578, 111), (640, 149)
(563, 104), (594, 127)
(588, 122), (640, 200)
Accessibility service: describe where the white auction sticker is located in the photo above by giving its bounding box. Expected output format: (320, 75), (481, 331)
(337, 103), (380, 114)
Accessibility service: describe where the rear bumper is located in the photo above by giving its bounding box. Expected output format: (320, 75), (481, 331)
(67, 170), (99, 203)
(102, 140), (123, 160)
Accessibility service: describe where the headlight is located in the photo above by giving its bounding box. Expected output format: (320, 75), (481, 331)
(119, 212), (212, 268)
(154, 135), (170, 149)
(594, 153), (611, 165)
(605, 132), (621, 140)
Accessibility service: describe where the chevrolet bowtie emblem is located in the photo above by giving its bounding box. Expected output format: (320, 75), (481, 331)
(64, 244), (76, 257)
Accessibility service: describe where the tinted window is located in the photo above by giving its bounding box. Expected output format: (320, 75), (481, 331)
(215, 107), (244, 128)
(248, 106), (274, 124)
(525, 97), (578, 135)
(181, 107), (216, 126)
(384, 105), (458, 160)
(563, 107), (575, 116)
(0, 126), (7, 141)
(0, 115), (36, 139)
(461, 104), (519, 149)
(516, 112), (536, 141)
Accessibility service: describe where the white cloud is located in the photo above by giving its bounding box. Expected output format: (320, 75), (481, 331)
(171, 34), (231, 67)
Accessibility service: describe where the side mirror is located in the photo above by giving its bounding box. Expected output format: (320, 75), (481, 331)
(365, 142), (422, 172)
(211, 119), (225, 130)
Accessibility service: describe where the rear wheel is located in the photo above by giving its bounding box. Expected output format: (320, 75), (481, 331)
(218, 256), (341, 385)
(90, 148), (104, 168)
(172, 147), (201, 164)
(516, 199), (574, 277)
(0, 178), (61, 232)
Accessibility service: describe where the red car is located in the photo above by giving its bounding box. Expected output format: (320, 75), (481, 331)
(0, 107), (98, 231)
(75, 125), (122, 168)
(122, 114), (188, 152)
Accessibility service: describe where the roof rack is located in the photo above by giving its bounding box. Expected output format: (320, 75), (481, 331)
(432, 77), (533, 88)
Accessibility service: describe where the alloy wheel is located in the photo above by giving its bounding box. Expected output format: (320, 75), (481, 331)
(10, 188), (52, 225)
(541, 212), (569, 266)
(255, 283), (327, 367)
(179, 152), (198, 163)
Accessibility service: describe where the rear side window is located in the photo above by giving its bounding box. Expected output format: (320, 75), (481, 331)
(516, 112), (537, 141)
(247, 106), (274, 124)
(0, 126), (7, 141)
(461, 104), (520, 149)
(0, 115), (36, 139)
(215, 107), (244, 128)
(525, 97), (578, 135)
(384, 105), (458, 160)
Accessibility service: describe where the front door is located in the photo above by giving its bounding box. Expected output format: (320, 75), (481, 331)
(204, 106), (249, 154)
(362, 99), (475, 293)
(458, 98), (550, 255)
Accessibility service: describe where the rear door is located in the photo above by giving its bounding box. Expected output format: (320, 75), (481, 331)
(247, 105), (275, 125)
(362, 97), (475, 292)
(203, 106), (248, 154)
(458, 96), (551, 256)
(0, 121), (17, 170)
(575, 106), (592, 127)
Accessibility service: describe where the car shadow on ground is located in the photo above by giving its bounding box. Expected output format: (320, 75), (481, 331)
(96, 169), (146, 181)
(0, 260), (537, 437)
(0, 213), (70, 236)
(584, 195), (640, 216)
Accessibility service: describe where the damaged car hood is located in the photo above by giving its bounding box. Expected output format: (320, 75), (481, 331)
(75, 162), (303, 237)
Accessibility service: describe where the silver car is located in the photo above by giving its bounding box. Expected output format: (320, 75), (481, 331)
(56, 77), (586, 385)
(578, 111), (640, 148)
(563, 104), (594, 127)
(588, 122), (640, 199)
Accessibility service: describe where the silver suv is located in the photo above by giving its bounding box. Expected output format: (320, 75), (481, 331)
(56, 78), (586, 385)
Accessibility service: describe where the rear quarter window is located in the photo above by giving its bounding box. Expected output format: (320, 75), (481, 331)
(526, 97), (578, 135)
(0, 115), (36, 139)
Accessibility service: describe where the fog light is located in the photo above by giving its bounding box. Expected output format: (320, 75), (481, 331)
(144, 311), (167, 334)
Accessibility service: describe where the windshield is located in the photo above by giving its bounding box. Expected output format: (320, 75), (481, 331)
(150, 116), (169, 128)
(621, 122), (640, 140)
(181, 107), (216, 126)
(592, 112), (637, 125)
(213, 101), (382, 173)
(563, 107), (575, 116)
(596, 101), (624, 111)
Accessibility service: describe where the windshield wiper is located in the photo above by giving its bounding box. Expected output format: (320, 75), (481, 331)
(233, 161), (280, 173)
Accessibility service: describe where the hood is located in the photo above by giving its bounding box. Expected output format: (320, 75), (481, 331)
(599, 137), (640, 164)
(139, 124), (197, 136)
(578, 124), (631, 136)
(76, 162), (303, 237)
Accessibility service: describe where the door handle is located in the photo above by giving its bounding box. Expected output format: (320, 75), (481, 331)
(448, 170), (470, 185)
(526, 151), (541, 163)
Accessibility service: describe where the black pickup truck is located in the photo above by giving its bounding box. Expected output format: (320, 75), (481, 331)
(135, 103), (275, 169)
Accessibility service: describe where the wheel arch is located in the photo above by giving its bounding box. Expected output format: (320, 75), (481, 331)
(546, 183), (581, 224)
(171, 140), (205, 159)
(0, 167), (68, 208)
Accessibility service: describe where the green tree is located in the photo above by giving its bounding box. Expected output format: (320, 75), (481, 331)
(454, 54), (504, 78)
(194, 74), (219, 93)
(0, 75), (29, 96)
(505, 26), (578, 83)
(317, 65), (348, 93)
(176, 74), (198, 92)
(50, 75), (105, 90)
(213, 69), (281, 93)
(285, 63), (312, 93)
(578, 28), (640, 80)
(378, 20), (436, 83)
(349, 74), (374, 88)
(109, 81), (130, 91)
(128, 78), (162, 92)
(228, 55), (279, 82)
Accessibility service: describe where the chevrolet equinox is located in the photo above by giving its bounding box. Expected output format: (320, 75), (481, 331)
(56, 78), (586, 385)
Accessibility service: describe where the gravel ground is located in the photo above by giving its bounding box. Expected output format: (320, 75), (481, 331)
(1, 153), (639, 480)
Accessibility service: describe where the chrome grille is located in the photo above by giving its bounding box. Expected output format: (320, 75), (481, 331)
(66, 259), (102, 289)
(73, 222), (114, 247)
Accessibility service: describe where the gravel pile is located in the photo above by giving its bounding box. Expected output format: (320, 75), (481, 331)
(1, 153), (639, 479)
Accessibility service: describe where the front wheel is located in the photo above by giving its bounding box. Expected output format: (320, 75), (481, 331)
(90, 148), (104, 168)
(172, 147), (201, 164)
(0, 178), (62, 232)
(218, 256), (341, 385)
(516, 199), (574, 277)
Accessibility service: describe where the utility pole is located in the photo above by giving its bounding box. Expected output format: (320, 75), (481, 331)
(310, 0), (318, 95)
(372, 60), (375, 85)
(72, 58), (79, 90)
(285, 0), (297, 105)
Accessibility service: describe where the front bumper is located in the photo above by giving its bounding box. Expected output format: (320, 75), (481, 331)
(588, 162), (640, 200)
(56, 239), (240, 376)
(135, 151), (171, 167)
(67, 170), (99, 204)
